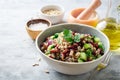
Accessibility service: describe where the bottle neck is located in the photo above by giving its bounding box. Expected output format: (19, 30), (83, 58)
(106, 0), (112, 18)
(117, 5), (120, 24)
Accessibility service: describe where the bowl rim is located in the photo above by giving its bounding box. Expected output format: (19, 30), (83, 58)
(36, 23), (110, 65)
(70, 8), (99, 22)
(26, 18), (51, 32)
(40, 4), (65, 17)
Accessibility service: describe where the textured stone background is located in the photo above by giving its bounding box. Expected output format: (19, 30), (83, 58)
(0, 0), (120, 80)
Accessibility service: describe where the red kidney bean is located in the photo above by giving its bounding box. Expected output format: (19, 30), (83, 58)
(71, 43), (78, 50)
(93, 48), (101, 56)
(72, 32), (75, 35)
(60, 53), (65, 61)
(42, 43), (48, 50)
(40, 44), (43, 49)
(50, 49), (59, 53)
(90, 42), (98, 48)
(66, 53), (69, 56)
(100, 50), (104, 55)
(49, 54), (55, 59)
(97, 48), (104, 55)
(95, 48), (101, 55)
(92, 49), (96, 56)
(61, 49), (70, 59)
(68, 46), (74, 49)
(46, 37), (50, 41)
(62, 49), (69, 54)
(73, 43), (78, 47)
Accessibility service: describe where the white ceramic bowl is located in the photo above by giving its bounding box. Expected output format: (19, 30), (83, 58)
(36, 23), (110, 75)
(40, 4), (64, 24)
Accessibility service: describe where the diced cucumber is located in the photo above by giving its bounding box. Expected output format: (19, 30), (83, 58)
(47, 45), (55, 51)
(80, 34), (84, 38)
(84, 43), (91, 49)
(94, 37), (100, 42)
(98, 42), (104, 50)
(78, 58), (84, 62)
(45, 51), (50, 55)
(50, 36), (54, 39)
(80, 52), (87, 61)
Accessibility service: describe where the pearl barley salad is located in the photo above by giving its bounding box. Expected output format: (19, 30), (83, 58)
(40, 29), (104, 63)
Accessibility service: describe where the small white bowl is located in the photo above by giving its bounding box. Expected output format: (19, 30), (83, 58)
(40, 4), (64, 24)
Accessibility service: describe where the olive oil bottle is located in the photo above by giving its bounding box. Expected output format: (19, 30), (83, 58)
(102, 18), (120, 51)
(97, 4), (120, 52)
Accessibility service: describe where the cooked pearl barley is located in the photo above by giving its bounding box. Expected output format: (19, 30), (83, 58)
(75, 52), (80, 58)
(77, 46), (81, 51)
(69, 50), (74, 56)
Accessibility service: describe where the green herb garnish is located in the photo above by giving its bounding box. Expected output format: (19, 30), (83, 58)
(54, 33), (59, 39)
(85, 49), (92, 57)
(63, 29), (73, 43)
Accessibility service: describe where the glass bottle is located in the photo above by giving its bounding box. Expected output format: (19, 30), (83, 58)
(97, 0), (120, 53)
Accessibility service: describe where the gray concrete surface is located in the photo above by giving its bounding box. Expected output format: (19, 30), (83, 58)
(0, 0), (120, 80)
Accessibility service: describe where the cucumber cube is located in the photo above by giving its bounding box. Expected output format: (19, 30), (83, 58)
(80, 52), (87, 61)
(47, 45), (55, 51)
(94, 37), (100, 42)
(84, 43), (91, 49)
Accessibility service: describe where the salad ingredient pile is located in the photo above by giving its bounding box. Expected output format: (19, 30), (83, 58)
(40, 29), (104, 62)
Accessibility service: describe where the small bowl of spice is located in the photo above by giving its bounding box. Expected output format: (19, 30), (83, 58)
(40, 4), (64, 24)
(26, 19), (51, 40)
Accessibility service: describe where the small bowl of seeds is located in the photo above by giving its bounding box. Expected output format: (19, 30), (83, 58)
(40, 4), (64, 24)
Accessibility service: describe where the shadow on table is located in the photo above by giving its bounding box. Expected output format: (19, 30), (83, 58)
(48, 69), (90, 80)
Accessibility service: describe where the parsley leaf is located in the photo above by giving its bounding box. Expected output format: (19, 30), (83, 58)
(85, 49), (92, 57)
(63, 29), (73, 43)
(54, 33), (59, 39)
(64, 37), (73, 43)
(63, 29), (72, 36)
